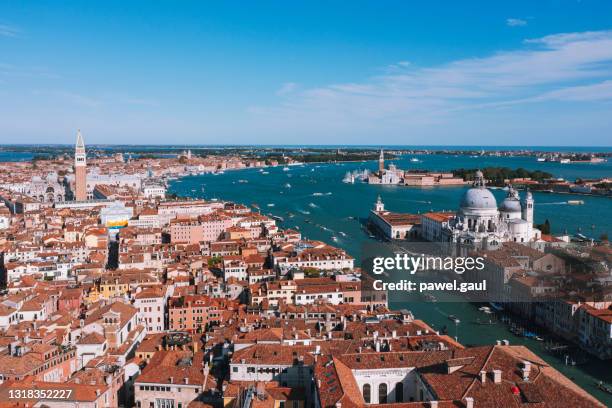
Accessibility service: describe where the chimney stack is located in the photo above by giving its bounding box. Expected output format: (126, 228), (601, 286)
(479, 370), (486, 384)
(429, 401), (438, 408)
(492, 369), (502, 384)
(522, 361), (531, 381)
(465, 397), (474, 408)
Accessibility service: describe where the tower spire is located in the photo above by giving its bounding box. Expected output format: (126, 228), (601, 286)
(74, 129), (87, 201)
(76, 129), (85, 149)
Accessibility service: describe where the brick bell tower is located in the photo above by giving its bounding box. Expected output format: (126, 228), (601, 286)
(74, 129), (87, 201)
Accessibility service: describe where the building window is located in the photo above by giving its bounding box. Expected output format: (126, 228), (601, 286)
(395, 383), (403, 403)
(379, 383), (387, 404)
(363, 384), (371, 403)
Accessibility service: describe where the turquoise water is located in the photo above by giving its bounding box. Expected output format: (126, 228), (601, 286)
(170, 155), (612, 405)
(0, 151), (35, 161)
(171, 155), (611, 258)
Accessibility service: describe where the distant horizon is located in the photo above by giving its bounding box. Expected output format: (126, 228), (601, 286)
(1, 143), (612, 149)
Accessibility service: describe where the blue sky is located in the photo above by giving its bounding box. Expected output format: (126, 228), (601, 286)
(1, 1), (612, 145)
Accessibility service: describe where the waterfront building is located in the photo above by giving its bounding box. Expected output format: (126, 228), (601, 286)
(369, 196), (421, 240)
(74, 129), (87, 201)
(421, 211), (456, 242)
(141, 179), (167, 199)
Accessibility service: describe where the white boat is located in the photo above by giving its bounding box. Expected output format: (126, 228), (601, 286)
(282, 167), (290, 171)
(567, 200), (585, 205)
(537, 158), (546, 162)
(312, 192), (324, 196)
(284, 183), (292, 188)
(267, 203), (275, 207)
(410, 158), (420, 162)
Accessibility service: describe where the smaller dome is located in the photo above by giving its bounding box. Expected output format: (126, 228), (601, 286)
(500, 197), (522, 213)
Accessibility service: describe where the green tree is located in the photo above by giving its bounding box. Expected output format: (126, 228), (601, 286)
(537, 219), (551, 235)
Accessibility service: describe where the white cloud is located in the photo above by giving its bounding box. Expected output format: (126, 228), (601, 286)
(276, 82), (298, 96)
(249, 30), (612, 138)
(506, 18), (527, 27)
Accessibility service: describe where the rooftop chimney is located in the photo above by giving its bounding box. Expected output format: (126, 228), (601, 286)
(522, 360), (531, 381)
(465, 397), (474, 408)
(429, 401), (438, 408)
(479, 370), (486, 384)
(492, 369), (502, 384)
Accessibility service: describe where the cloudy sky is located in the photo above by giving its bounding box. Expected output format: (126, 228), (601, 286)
(1, 1), (611, 145)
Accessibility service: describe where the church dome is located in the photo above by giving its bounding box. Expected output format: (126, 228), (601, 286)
(460, 187), (497, 209)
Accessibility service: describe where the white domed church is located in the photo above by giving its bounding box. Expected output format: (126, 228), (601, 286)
(444, 170), (540, 249)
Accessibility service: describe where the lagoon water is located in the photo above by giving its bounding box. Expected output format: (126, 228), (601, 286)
(170, 153), (612, 405)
